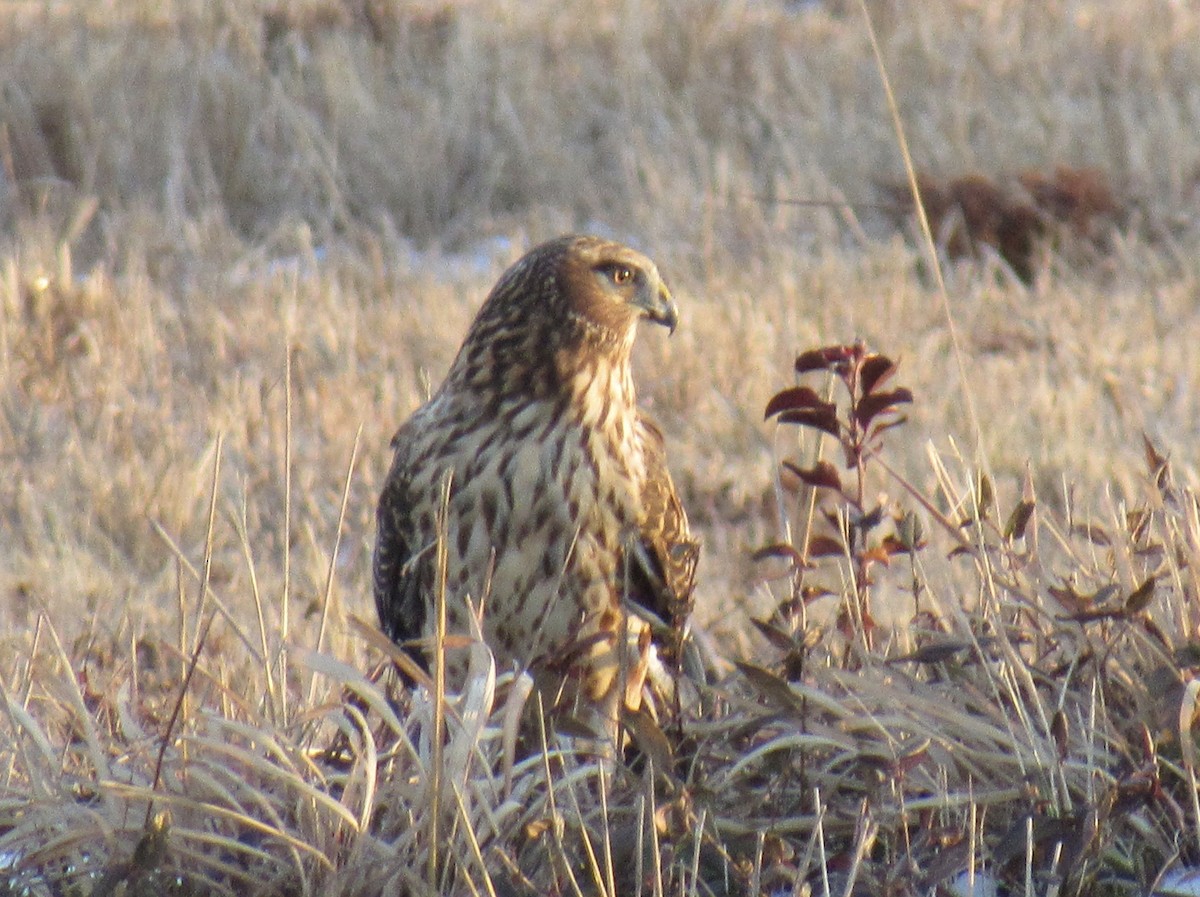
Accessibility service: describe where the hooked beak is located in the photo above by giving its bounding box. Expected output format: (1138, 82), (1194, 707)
(635, 281), (679, 334)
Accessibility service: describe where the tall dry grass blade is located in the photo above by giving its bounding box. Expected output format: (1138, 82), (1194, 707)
(560, 756), (607, 897)
(449, 780), (497, 897)
(1181, 679), (1200, 856)
(299, 644), (407, 735)
(308, 422), (362, 706)
(39, 611), (110, 795)
(149, 520), (261, 662)
(230, 492), (277, 723)
(634, 790), (646, 897)
(280, 335), (294, 726)
(646, 763), (663, 897)
(102, 780), (333, 869)
(688, 807), (706, 897)
(501, 670), (534, 796)
(839, 800), (876, 897)
(857, 0), (987, 476)
(429, 469), (453, 890)
(533, 700), (587, 897)
(749, 830), (764, 897)
(0, 680), (56, 793)
(148, 433), (223, 829)
(813, 788), (830, 897)
(598, 762), (617, 897)
(333, 699), (379, 834)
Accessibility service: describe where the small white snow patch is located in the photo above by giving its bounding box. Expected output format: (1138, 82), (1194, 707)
(1155, 867), (1200, 897)
(945, 870), (1000, 897)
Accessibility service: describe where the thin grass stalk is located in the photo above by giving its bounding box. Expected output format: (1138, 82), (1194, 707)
(561, 759), (607, 896)
(839, 800), (875, 897)
(149, 522), (261, 663)
(688, 807), (706, 897)
(597, 761), (616, 897)
(813, 788), (830, 897)
(1024, 814), (1034, 897)
(429, 470), (453, 890)
(446, 786), (484, 897)
(856, 0), (987, 480)
(634, 791), (646, 897)
(1046, 841), (1063, 897)
(330, 699), (378, 840)
(147, 434), (223, 839)
(647, 762), (663, 897)
(280, 333), (294, 727)
(0, 675), (56, 795)
(1181, 679), (1200, 857)
(308, 423), (362, 706)
(40, 603), (109, 799)
(231, 493), (276, 723)
(534, 705), (586, 897)
(749, 830), (764, 897)
(968, 791), (978, 894)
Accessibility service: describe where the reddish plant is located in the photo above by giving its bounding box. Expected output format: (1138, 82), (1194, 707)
(760, 341), (918, 658)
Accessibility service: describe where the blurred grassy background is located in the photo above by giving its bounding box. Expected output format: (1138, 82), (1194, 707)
(3, 0), (1199, 661)
(7, 3), (1200, 894)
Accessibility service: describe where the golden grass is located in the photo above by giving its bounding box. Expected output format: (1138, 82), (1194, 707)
(3, 0), (1200, 893)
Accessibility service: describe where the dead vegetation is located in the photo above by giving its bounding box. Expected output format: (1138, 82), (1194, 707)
(3, 0), (1200, 894)
(881, 166), (1128, 282)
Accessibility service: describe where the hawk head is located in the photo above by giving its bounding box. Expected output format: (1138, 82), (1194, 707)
(552, 235), (679, 340)
(448, 235), (679, 396)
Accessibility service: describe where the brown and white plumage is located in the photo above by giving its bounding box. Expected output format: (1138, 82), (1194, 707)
(373, 234), (697, 736)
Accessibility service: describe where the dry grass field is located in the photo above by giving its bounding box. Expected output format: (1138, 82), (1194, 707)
(3, 0), (1200, 894)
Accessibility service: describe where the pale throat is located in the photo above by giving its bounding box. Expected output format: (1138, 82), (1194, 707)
(557, 335), (645, 481)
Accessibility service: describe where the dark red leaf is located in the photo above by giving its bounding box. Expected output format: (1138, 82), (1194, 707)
(623, 706), (674, 772)
(800, 583), (834, 604)
(1051, 710), (1068, 761)
(1072, 524), (1111, 546)
(1050, 582), (1120, 615)
(806, 534), (845, 557)
(895, 640), (971, 664)
(1047, 583), (1086, 610)
(1004, 499), (1036, 540)
(795, 345), (855, 374)
(750, 618), (799, 651)
(892, 738), (931, 777)
(1143, 432), (1171, 491)
(1126, 509), (1151, 542)
(859, 354), (898, 395)
(794, 349), (830, 374)
(857, 505), (885, 532)
(1059, 608), (1123, 624)
(764, 385), (827, 420)
(751, 542), (807, 567)
(854, 388), (914, 427)
(735, 662), (805, 716)
(1138, 723), (1155, 764)
(866, 414), (910, 443)
(1124, 577), (1156, 614)
(777, 407), (840, 437)
(977, 473), (995, 521)
(782, 459), (842, 492)
(879, 534), (916, 556)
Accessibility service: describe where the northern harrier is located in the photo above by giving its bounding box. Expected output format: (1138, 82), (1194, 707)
(373, 235), (698, 741)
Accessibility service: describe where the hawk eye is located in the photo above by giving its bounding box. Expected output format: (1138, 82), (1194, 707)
(610, 265), (634, 286)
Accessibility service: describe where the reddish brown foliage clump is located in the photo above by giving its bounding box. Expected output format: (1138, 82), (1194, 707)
(884, 166), (1125, 282)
